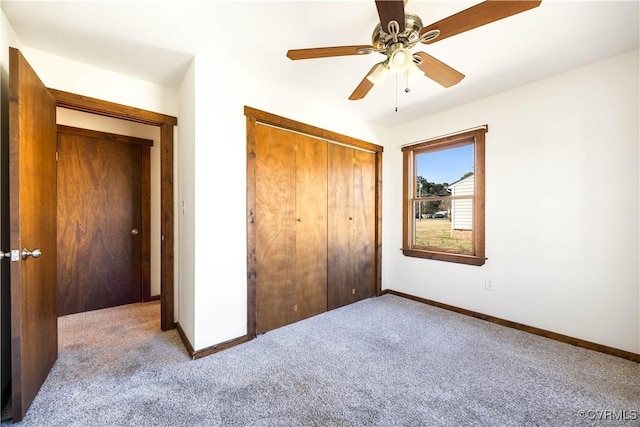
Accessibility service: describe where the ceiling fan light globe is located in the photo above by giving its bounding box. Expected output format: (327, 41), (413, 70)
(393, 51), (406, 65)
(389, 48), (413, 74)
(407, 62), (423, 85)
(366, 63), (390, 89)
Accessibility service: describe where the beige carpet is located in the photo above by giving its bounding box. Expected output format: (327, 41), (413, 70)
(3, 296), (640, 426)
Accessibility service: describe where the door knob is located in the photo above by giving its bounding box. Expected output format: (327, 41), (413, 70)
(0, 251), (10, 260)
(21, 248), (41, 260)
(131, 229), (139, 235)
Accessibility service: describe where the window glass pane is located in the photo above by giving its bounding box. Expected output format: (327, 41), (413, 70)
(413, 199), (450, 220)
(414, 200), (473, 253)
(415, 144), (474, 197)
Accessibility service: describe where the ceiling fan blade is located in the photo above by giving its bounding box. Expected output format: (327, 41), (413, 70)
(287, 45), (374, 60)
(420, 1), (542, 44)
(414, 52), (465, 88)
(349, 63), (381, 101)
(375, 0), (405, 33)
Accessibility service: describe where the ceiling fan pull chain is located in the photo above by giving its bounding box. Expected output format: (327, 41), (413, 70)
(395, 73), (398, 112)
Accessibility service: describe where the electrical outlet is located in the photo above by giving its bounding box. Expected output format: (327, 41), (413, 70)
(485, 278), (495, 291)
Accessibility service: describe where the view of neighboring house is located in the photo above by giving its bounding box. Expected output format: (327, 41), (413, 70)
(448, 173), (473, 232)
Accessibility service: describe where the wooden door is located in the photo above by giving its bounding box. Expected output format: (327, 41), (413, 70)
(9, 47), (58, 422)
(255, 124), (296, 333)
(255, 124), (328, 333)
(327, 143), (354, 310)
(294, 134), (327, 321)
(328, 145), (376, 309)
(352, 149), (376, 301)
(56, 126), (150, 316)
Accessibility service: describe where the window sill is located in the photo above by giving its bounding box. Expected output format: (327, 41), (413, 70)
(402, 249), (487, 266)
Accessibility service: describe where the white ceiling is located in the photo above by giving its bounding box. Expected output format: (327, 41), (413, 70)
(2, 0), (638, 127)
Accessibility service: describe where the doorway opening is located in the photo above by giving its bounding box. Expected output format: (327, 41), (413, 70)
(49, 89), (177, 331)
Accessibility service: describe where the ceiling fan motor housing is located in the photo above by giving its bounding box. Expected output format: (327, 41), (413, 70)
(371, 13), (423, 51)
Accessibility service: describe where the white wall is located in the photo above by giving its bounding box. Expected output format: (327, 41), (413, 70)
(177, 59), (195, 346)
(20, 47), (178, 118)
(382, 49), (640, 353)
(185, 54), (386, 350)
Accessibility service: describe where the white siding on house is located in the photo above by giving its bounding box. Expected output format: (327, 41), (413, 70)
(449, 174), (474, 231)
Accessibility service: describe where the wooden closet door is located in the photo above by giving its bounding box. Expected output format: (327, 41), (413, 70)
(295, 134), (327, 320)
(255, 125), (296, 333)
(352, 149), (376, 301)
(327, 143), (355, 310)
(328, 145), (376, 309)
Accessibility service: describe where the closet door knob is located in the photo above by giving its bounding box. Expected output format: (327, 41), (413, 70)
(21, 248), (41, 260)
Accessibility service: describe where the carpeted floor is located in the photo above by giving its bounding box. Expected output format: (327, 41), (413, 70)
(2, 295), (639, 426)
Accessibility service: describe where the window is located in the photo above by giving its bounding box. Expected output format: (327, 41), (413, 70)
(402, 127), (487, 266)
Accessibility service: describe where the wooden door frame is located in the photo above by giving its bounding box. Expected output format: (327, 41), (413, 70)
(49, 89), (177, 331)
(244, 106), (383, 339)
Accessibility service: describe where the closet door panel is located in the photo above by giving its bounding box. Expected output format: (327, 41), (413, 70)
(327, 143), (354, 310)
(353, 149), (376, 301)
(295, 135), (328, 320)
(255, 125), (296, 333)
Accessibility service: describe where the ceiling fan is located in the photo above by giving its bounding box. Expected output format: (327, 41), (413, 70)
(287, 1), (542, 100)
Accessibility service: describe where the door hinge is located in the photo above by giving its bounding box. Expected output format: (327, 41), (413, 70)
(55, 151), (59, 162)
